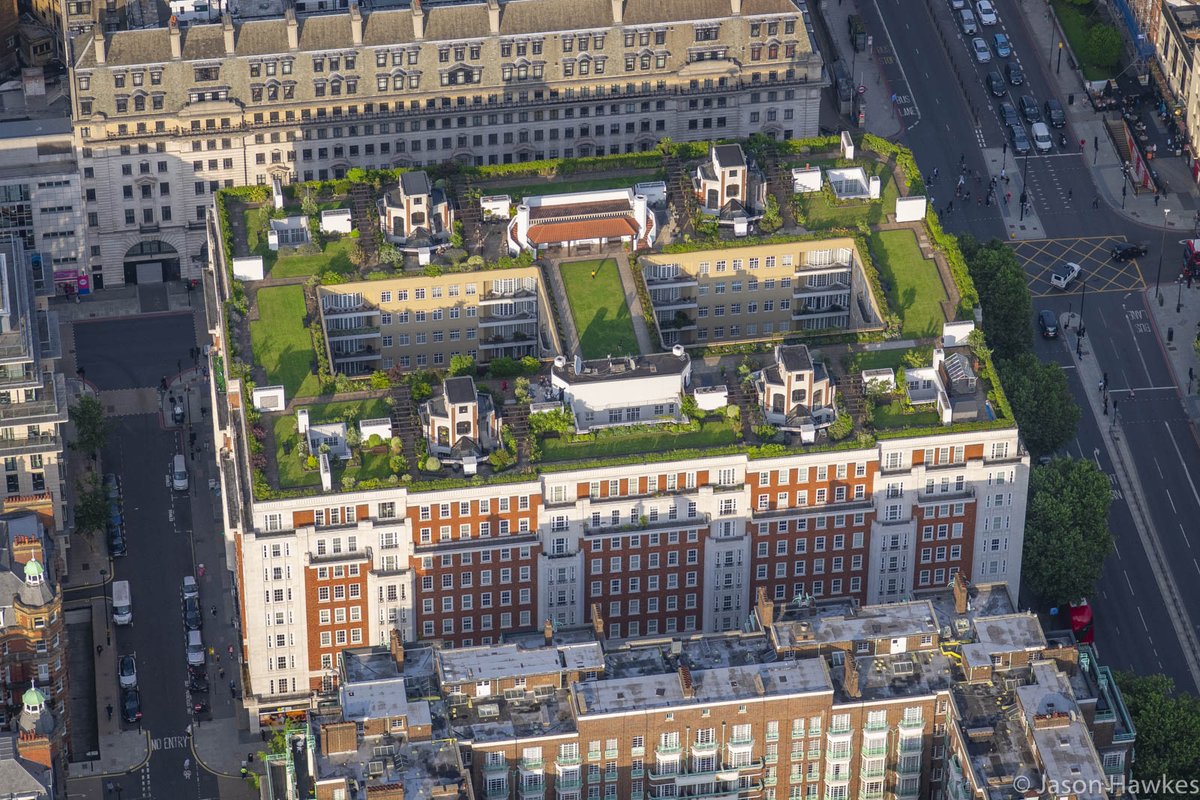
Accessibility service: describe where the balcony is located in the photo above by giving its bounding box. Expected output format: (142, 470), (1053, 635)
(691, 740), (718, 756)
(899, 737), (923, 753)
(326, 325), (382, 342)
(657, 311), (697, 331)
(916, 486), (976, 504)
(479, 310), (538, 328)
(520, 758), (544, 772)
(650, 293), (698, 312)
(555, 775), (582, 792)
(556, 754), (581, 767)
(895, 759), (921, 775)
(480, 288), (538, 304)
(858, 787), (885, 800)
(485, 761), (510, 774)
(519, 784), (545, 800)
(331, 346), (382, 364)
(479, 331), (537, 350)
(322, 305), (379, 319)
(584, 513), (710, 537)
(898, 718), (924, 731)
(485, 782), (510, 799)
(861, 742), (888, 757)
(649, 764), (682, 781)
(859, 762), (885, 779)
(643, 270), (698, 289)
(791, 302), (848, 320)
(0, 433), (61, 456)
(793, 279), (850, 297)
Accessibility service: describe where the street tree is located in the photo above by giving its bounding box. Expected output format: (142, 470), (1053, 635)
(1084, 25), (1123, 71)
(1022, 458), (1113, 607)
(1114, 672), (1200, 793)
(74, 473), (109, 539)
(963, 239), (1033, 361)
(69, 394), (109, 457)
(999, 353), (1080, 456)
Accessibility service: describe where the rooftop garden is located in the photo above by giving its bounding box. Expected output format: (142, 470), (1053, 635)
(559, 259), (640, 358)
(484, 171), (666, 202)
(243, 203), (359, 280)
(789, 156), (901, 231)
(868, 229), (948, 339)
(249, 285), (323, 399)
(535, 408), (742, 463)
(268, 398), (399, 491)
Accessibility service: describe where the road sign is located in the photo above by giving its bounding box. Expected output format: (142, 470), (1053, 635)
(857, 85), (867, 95)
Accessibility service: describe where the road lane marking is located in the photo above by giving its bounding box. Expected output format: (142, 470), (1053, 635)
(1164, 422), (1200, 512)
(1124, 570), (1135, 596)
(1124, 311), (1154, 383)
(1183, 524), (1193, 550)
(1138, 607), (1149, 631)
(1156, 458), (1165, 479)
(1167, 488), (1177, 514)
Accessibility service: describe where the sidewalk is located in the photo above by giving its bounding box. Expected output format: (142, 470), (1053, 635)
(613, 253), (656, 355)
(1145, 283), (1200, 422)
(1015, 0), (1197, 232)
(817, 0), (904, 140)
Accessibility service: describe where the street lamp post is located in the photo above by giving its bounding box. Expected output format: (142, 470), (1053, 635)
(1057, 41), (1064, 74)
(1178, 276), (1184, 313)
(99, 568), (111, 646)
(1155, 208), (1172, 301)
(1121, 162), (1130, 209)
(1076, 277), (1088, 358)
(1018, 151), (1030, 221)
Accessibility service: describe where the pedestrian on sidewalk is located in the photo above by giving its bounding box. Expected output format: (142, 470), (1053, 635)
(947, 200), (954, 212)
(1092, 196), (1100, 209)
(219, 666), (225, 680)
(96, 644), (103, 657)
(933, 167), (939, 180)
(106, 704), (113, 721)
(999, 168), (1006, 182)
(964, 190), (971, 203)
(211, 605), (217, 617)
(1154, 193), (1161, 206)
(240, 767), (248, 780)
(1005, 191), (1011, 205)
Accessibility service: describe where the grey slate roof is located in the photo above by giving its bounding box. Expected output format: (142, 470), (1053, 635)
(713, 143), (747, 168)
(0, 733), (50, 799)
(444, 376), (477, 405)
(777, 344), (813, 373)
(399, 170), (433, 197)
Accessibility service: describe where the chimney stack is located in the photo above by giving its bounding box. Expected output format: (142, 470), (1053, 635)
(590, 602), (605, 643)
(11, 537), (44, 567)
(169, 15), (182, 60)
(94, 31), (106, 65)
(756, 586), (774, 630)
(389, 628), (405, 668)
(842, 652), (861, 699)
(349, 3), (363, 46)
(678, 666), (695, 699)
(487, 0), (501, 35)
(543, 619), (555, 646)
(610, 0), (623, 25)
(730, 0), (742, 14)
(222, 14), (235, 56)
(286, 7), (299, 50)
(411, 0), (425, 39)
(952, 572), (969, 615)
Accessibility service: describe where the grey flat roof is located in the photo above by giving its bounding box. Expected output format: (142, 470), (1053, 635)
(0, 116), (72, 140)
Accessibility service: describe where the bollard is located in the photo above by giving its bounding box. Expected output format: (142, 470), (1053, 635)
(1168, 327), (1174, 343)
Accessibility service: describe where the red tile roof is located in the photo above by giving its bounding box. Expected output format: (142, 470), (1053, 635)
(526, 217), (638, 245)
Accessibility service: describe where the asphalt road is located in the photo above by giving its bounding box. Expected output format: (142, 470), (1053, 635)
(68, 311), (216, 800)
(74, 313), (197, 390)
(869, 0), (1200, 691)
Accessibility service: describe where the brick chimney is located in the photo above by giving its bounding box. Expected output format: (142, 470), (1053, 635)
(487, 0), (501, 35)
(389, 628), (405, 669)
(678, 665), (695, 699)
(842, 651), (861, 699)
(411, 0), (425, 39)
(952, 572), (969, 615)
(590, 602), (605, 644)
(610, 0), (623, 24)
(93, 31), (106, 65)
(11, 536), (44, 567)
(756, 586), (774, 630)
(349, 3), (363, 46)
(286, 7), (299, 50)
(169, 16), (182, 60)
(16, 731), (52, 769)
(543, 619), (555, 646)
(222, 14), (235, 55)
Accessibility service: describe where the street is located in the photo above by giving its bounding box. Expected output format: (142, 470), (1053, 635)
(864, 0), (1200, 690)
(64, 313), (248, 800)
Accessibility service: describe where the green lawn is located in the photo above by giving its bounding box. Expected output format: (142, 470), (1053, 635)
(558, 259), (639, 358)
(540, 418), (739, 462)
(243, 206), (359, 279)
(1051, 0), (1116, 81)
(792, 159), (900, 229)
(848, 347), (917, 374)
(869, 230), (947, 338)
(250, 285), (322, 398)
(272, 401), (396, 490)
(873, 401), (942, 431)
(488, 172), (665, 201)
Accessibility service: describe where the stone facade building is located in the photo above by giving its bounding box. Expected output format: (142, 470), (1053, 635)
(70, 0), (825, 289)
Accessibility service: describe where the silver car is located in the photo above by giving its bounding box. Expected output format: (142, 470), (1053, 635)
(972, 37), (991, 63)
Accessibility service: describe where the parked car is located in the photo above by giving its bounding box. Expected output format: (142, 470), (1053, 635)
(1112, 241), (1149, 260)
(1044, 98), (1066, 128)
(1009, 123), (1031, 155)
(999, 101), (1020, 128)
(971, 37), (991, 62)
(1038, 310), (1059, 338)
(976, 0), (998, 25)
(1050, 262), (1082, 289)
(182, 575), (199, 601)
(183, 596), (203, 631)
(172, 403), (185, 425)
(103, 473), (120, 500)
(188, 671), (210, 693)
(1019, 94), (1041, 123)
(1006, 62), (1025, 85)
(1031, 122), (1053, 153)
(959, 8), (977, 35)
(107, 523), (127, 558)
(121, 688), (142, 723)
(186, 629), (205, 666)
(950, 0), (967, 8)
(992, 32), (1011, 57)
(118, 655), (137, 689)
(986, 70), (1006, 97)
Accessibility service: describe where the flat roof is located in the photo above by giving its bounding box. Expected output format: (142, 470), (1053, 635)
(552, 352), (690, 385)
(438, 643), (564, 685)
(772, 600), (939, 648)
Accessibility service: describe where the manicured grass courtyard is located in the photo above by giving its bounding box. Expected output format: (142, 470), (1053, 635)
(271, 397), (395, 489)
(872, 401), (942, 431)
(869, 229), (948, 338)
(243, 206), (359, 279)
(540, 418), (739, 462)
(558, 259), (639, 358)
(791, 159), (900, 229)
(249, 285), (323, 398)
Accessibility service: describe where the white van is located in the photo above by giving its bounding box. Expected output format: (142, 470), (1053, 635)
(112, 580), (133, 626)
(186, 629), (205, 666)
(172, 454), (189, 492)
(1030, 122), (1053, 152)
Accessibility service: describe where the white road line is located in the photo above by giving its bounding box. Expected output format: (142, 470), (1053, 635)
(1183, 524), (1193, 550)
(1129, 386), (1179, 392)
(1164, 422), (1200, 511)
(1138, 607), (1150, 631)
(1167, 488), (1178, 514)
(871, 0), (920, 130)
(1124, 570), (1135, 595)
(1195, 558), (1199, 576)
(1155, 458), (1165, 479)
(1125, 314), (1154, 383)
